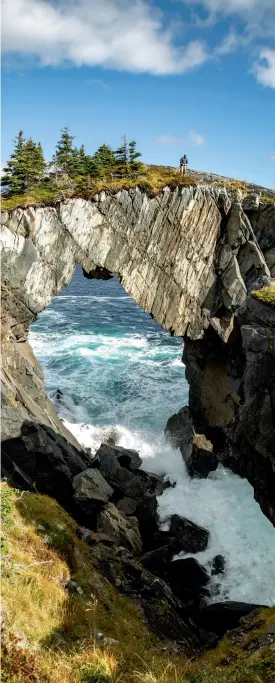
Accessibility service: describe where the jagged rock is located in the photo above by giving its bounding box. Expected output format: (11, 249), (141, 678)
(169, 515), (209, 553)
(96, 443), (142, 471)
(264, 247), (275, 276)
(209, 555), (225, 576)
(221, 255), (247, 309)
(165, 407), (218, 479)
(198, 602), (266, 636)
(165, 407), (192, 449)
(164, 558), (210, 605)
(135, 494), (159, 549)
(134, 469), (169, 496)
(1, 185), (275, 526)
(97, 503), (142, 554)
(73, 468), (113, 503)
(140, 545), (174, 573)
(237, 241), (270, 290)
(183, 434), (218, 479)
(116, 497), (138, 516)
(242, 193), (260, 212)
(73, 469), (113, 525)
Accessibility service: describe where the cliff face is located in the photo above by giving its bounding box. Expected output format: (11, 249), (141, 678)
(1, 187), (275, 521)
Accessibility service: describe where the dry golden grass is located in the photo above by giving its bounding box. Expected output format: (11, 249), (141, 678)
(1, 166), (196, 210)
(1, 482), (275, 683)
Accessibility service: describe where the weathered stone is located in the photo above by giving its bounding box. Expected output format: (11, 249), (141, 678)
(1, 185), (275, 526)
(209, 555), (225, 576)
(97, 503), (142, 554)
(73, 468), (113, 504)
(169, 514), (209, 553)
(164, 558), (210, 604)
(116, 497), (138, 516)
(242, 193), (260, 212)
(183, 434), (218, 479)
(198, 602), (266, 637)
(165, 406), (193, 449)
(96, 443), (142, 471)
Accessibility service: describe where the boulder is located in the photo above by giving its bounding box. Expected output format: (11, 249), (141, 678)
(135, 494), (159, 549)
(96, 443), (142, 471)
(116, 497), (138, 516)
(198, 602), (266, 636)
(73, 469), (113, 525)
(165, 406), (192, 449)
(134, 468), (170, 496)
(97, 503), (142, 555)
(140, 545), (174, 574)
(165, 558), (210, 604)
(183, 434), (218, 479)
(169, 514), (209, 553)
(209, 555), (225, 576)
(165, 407), (218, 479)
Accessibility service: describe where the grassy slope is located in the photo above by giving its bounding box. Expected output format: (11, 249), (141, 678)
(1, 482), (275, 683)
(1, 167), (196, 211)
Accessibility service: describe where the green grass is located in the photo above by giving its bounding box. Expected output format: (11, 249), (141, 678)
(1, 166), (197, 210)
(1, 482), (275, 683)
(252, 283), (275, 306)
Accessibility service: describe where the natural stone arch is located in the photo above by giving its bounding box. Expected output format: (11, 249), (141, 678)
(1, 187), (223, 339)
(1, 186), (275, 524)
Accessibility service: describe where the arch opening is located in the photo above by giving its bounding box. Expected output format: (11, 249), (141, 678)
(27, 266), (275, 608)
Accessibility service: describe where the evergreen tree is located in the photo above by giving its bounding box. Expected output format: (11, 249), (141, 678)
(24, 138), (46, 187)
(129, 140), (142, 168)
(78, 144), (87, 175)
(53, 127), (75, 174)
(115, 135), (128, 165)
(93, 144), (116, 168)
(1, 131), (46, 194)
(1, 130), (27, 193)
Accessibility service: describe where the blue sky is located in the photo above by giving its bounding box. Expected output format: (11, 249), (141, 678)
(2, 0), (275, 187)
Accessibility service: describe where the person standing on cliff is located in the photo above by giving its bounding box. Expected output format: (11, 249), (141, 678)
(180, 154), (188, 175)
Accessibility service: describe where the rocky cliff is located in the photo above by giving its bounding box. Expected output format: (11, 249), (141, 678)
(1, 186), (275, 523)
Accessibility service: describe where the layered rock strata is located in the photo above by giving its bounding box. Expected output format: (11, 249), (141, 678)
(1, 186), (275, 521)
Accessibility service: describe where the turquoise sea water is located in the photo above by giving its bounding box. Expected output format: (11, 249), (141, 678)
(30, 267), (275, 606)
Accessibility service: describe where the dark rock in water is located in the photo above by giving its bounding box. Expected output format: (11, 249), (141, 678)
(96, 443), (142, 472)
(198, 602), (267, 636)
(209, 555), (225, 576)
(135, 494), (159, 548)
(1, 422), (90, 510)
(117, 497), (138, 516)
(140, 545), (174, 574)
(56, 389), (63, 401)
(170, 514), (209, 553)
(152, 529), (176, 550)
(165, 407), (218, 479)
(165, 406), (191, 449)
(95, 446), (145, 499)
(185, 438), (218, 479)
(134, 469), (169, 496)
(165, 558), (210, 604)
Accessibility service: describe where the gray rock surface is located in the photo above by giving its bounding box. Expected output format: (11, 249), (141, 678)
(97, 502), (142, 554)
(1, 185), (275, 523)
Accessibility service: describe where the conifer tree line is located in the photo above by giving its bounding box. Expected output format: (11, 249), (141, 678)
(2, 128), (143, 195)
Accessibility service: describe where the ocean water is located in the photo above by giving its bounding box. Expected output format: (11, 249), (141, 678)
(30, 266), (275, 606)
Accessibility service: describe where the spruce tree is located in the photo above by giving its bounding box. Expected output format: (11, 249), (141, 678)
(93, 144), (116, 168)
(1, 130), (27, 194)
(53, 127), (75, 174)
(24, 138), (46, 187)
(129, 140), (142, 168)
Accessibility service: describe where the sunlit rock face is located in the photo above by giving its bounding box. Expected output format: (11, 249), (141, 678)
(1, 186), (275, 522)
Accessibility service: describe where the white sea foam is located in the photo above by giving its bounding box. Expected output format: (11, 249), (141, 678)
(64, 418), (275, 606)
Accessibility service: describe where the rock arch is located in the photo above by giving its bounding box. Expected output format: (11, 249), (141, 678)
(1, 186), (275, 522)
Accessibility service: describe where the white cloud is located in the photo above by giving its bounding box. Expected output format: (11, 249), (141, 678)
(156, 130), (205, 146)
(1, 0), (209, 76)
(155, 135), (184, 144)
(253, 49), (275, 88)
(269, 155), (275, 162)
(188, 130), (206, 146)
